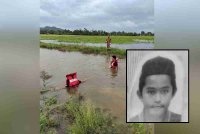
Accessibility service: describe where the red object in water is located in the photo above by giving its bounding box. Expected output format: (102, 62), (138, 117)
(66, 72), (81, 87)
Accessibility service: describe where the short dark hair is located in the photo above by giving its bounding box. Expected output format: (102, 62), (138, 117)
(112, 55), (116, 59)
(139, 56), (177, 96)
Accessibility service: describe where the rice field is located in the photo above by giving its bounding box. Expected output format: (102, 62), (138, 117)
(41, 34), (154, 44)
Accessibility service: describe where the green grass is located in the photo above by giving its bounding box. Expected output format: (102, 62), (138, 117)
(40, 112), (48, 133)
(65, 98), (108, 134)
(65, 96), (149, 134)
(40, 95), (153, 134)
(45, 96), (57, 107)
(40, 42), (126, 58)
(40, 96), (59, 133)
(41, 34), (154, 44)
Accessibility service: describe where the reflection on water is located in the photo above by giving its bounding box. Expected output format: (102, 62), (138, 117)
(41, 39), (154, 49)
(40, 48), (126, 122)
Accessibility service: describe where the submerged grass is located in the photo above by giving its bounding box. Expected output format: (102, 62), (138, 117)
(40, 42), (126, 58)
(41, 34), (154, 44)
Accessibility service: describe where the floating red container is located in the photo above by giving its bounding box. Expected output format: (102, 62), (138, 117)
(66, 72), (81, 87)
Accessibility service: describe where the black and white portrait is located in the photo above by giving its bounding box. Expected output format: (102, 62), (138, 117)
(127, 50), (189, 123)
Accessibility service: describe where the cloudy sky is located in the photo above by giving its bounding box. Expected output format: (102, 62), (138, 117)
(40, 0), (154, 32)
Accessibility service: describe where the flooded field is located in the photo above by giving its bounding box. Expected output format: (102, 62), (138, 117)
(41, 39), (154, 49)
(40, 48), (126, 122)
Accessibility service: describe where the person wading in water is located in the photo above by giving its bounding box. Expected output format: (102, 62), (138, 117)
(106, 35), (111, 49)
(110, 55), (118, 69)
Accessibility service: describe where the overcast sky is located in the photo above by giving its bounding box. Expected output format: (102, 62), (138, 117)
(40, 0), (154, 32)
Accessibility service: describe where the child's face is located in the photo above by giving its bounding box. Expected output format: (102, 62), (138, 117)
(140, 74), (173, 115)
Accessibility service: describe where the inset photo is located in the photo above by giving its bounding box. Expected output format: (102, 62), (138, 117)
(126, 49), (189, 123)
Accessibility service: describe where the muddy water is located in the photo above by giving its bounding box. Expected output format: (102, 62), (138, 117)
(40, 48), (126, 122)
(41, 39), (154, 49)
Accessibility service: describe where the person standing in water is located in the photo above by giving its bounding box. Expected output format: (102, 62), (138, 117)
(106, 35), (111, 48)
(110, 55), (118, 69)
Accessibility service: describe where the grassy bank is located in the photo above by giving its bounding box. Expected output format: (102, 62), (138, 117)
(40, 42), (126, 58)
(40, 95), (152, 134)
(41, 34), (154, 44)
(65, 97), (148, 134)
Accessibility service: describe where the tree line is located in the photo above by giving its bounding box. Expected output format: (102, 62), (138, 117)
(40, 27), (154, 36)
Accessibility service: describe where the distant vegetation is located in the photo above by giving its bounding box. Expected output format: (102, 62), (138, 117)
(41, 34), (154, 44)
(40, 26), (154, 36)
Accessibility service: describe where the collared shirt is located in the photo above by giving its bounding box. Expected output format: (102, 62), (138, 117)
(129, 111), (181, 122)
